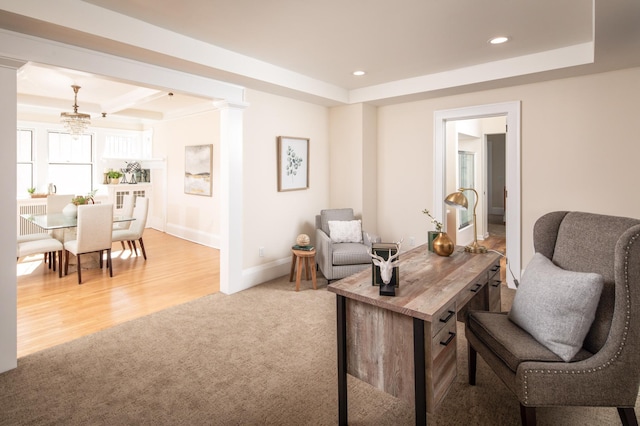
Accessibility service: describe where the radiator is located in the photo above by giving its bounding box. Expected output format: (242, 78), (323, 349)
(19, 203), (47, 236)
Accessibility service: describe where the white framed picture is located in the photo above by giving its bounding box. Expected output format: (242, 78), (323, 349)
(184, 144), (213, 196)
(277, 136), (309, 191)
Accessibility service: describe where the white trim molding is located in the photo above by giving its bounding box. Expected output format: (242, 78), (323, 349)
(434, 101), (521, 288)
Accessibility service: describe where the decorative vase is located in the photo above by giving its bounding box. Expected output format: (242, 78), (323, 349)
(62, 203), (78, 217)
(433, 232), (454, 257)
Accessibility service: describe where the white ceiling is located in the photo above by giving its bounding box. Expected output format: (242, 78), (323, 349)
(82, 0), (595, 90)
(17, 63), (214, 122)
(5, 0), (640, 121)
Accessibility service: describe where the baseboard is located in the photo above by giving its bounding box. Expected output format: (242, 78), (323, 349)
(241, 257), (291, 290)
(165, 222), (220, 248)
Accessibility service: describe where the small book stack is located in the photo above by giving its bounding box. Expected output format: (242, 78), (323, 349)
(292, 245), (314, 251)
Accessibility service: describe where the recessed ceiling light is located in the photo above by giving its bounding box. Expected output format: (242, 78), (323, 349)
(352, 70), (366, 76)
(489, 36), (509, 45)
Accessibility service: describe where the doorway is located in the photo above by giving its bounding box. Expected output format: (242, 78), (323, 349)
(434, 102), (521, 288)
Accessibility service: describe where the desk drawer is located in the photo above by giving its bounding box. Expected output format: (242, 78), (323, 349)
(488, 261), (501, 312)
(432, 301), (456, 337)
(488, 261), (500, 282)
(431, 315), (457, 361)
(430, 320), (457, 411)
(455, 275), (485, 320)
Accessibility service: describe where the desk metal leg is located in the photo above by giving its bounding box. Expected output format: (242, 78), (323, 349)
(413, 318), (427, 426)
(337, 295), (348, 426)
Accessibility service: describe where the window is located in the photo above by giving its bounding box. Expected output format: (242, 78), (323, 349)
(48, 131), (94, 195)
(103, 129), (152, 159)
(458, 151), (475, 229)
(17, 129), (34, 196)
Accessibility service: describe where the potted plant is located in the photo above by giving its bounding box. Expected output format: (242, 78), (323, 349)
(422, 209), (445, 253)
(107, 170), (123, 184)
(71, 189), (98, 206)
(63, 190), (98, 217)
(27, 187), (35, 197)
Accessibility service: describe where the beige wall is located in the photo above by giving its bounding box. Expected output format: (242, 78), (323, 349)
(375, 67), (640, 267)
(328, 103), (378, 232)
(152, 110), (221, 246)
(242, 89), (329, 274)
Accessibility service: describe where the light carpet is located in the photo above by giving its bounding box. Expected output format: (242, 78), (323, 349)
(0, 276), (637, 425)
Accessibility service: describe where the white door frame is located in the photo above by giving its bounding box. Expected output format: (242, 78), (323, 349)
(434, 101), (521, 288)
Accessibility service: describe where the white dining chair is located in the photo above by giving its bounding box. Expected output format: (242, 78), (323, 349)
(17, 238), (64, 277)
(46, 193), (74, 213)
(17, 233), (60, 272)
(112, 196), (149, 259)
(64, 203), (114, 284)
(113, 194), (135, 251)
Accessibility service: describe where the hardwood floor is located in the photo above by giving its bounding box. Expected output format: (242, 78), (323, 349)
(16, 229), (220, 358)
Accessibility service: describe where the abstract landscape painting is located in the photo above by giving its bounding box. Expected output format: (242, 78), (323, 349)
(185, 144), (213, 196)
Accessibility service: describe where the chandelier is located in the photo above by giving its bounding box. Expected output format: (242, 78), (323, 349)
(60, 85), (91, 138)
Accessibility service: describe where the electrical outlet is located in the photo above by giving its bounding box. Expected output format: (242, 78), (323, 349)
(409, 237), (415, 246)
(259, 247), (265, 257)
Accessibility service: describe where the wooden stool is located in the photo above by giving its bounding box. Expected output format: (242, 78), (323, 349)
(289, 248), (317, 291)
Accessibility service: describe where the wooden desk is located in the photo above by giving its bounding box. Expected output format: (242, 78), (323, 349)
(327, 244), (501, 425)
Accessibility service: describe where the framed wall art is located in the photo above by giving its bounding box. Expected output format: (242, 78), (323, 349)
(184, 144), (213, 196)
(277, 136), (309, 191)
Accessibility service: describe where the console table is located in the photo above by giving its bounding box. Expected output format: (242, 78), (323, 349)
(327, 244), (501, 425)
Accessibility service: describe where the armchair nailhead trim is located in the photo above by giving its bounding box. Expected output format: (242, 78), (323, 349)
(522, 232), (638, 405)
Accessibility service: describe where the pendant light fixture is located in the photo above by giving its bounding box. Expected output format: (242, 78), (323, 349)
(60, 85), (91, 138)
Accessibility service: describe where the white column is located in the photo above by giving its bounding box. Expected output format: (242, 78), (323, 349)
(215, 100), (248, 294)
(0, 59), (22, 373)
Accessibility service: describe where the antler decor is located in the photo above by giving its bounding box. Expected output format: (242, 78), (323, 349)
(369, 239), (403, 296)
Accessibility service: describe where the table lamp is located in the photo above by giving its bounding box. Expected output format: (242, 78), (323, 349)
(444, 187), (487, 254)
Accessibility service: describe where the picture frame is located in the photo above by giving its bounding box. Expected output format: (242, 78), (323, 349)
(184, 144), (213, 196)
(277, 136), (309, 191)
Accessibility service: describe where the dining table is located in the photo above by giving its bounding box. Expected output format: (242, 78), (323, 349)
(21, 212), (135, 231)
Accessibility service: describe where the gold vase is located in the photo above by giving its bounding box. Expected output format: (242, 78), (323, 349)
(433, 232), (454, 257)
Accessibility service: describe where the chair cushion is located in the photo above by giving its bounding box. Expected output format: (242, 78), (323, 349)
(17, 238), (63, 257)
(508, 253), (603, 361)
(468, 311), (593, 372)
(328, 220), (363, 243)
(320, 208), (355, 237)
(332, 243), (372, 266)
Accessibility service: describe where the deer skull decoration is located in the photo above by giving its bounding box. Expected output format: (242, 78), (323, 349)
(369, 240), (403, 285)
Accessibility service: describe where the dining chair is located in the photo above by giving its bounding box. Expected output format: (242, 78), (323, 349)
(17, 237), (64, 277)
(64, 203), (114, 284)
(113, 194), (135, 230)
(46, 193), (74, 213)
(17, 233), (60, 271)
(112, 196), (149, 259)
(113, 194), (135, 250)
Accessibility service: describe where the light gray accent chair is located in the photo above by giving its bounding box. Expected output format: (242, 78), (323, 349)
(466, 211), (640, 426)
(315, 208), (380, 282)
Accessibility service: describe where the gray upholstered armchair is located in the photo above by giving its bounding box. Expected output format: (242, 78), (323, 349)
(315, 208), (380, 282)
(466, 211), (640, 425)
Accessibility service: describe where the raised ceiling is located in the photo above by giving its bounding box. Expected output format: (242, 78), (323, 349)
(3, 0), (640, 118)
